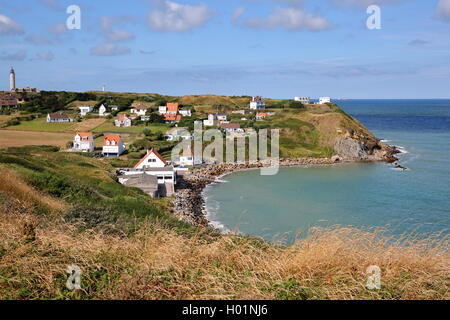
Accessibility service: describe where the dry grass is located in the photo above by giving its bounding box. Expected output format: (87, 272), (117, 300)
(69, 118), (106, 132)
(0, 204), (447, 300)
(0, 130), (73, 148)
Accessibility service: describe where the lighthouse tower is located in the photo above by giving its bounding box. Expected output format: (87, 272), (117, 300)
(9, 67), (16, 91)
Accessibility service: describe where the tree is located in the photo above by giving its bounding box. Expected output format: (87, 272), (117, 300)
(142, 128), (152, 137)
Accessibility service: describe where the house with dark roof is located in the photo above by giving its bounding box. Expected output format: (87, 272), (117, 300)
(220, 123), (244, 133)
(47, 112), (72, 123)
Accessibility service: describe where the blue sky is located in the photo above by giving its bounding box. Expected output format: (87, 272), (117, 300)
(0, 0), (449, 98)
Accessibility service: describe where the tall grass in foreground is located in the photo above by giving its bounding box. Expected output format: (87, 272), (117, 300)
(0, 208), (448, 300)
(0, 162), (448, 300)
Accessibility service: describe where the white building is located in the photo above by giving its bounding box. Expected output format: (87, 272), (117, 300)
(203, 114), (219, 127)
(158, 106), (167, 115)
(179, 109), (192, 117)
(47, 112), (72, 123)
(115, 114), (131, 127)
(73, 132), (95, 152)
(99, 104), (109, 117)
(79, 106), (93, 116)
(294, 97), (310, 104)
(249, 96), (266, 110)
(220, 123), (244, 133)
(319, 97), (331, 104)
(134, 148), (167, 169)
(131, 105), (149, 116)
(166, 127), (193, 141)
(102, 136), (125, 157)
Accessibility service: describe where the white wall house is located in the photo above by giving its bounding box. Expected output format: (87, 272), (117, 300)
(203, 114), (219, 127)
(47, 112), (72, 123)
(73, 132), (95, 152)
(158, 106), (167, 115)
(134, 149), (167, 169)
(319, 97), (331, 104)
(249, 96), (266, 110)
(99, 104), (109, 117)
(166, 128), (193, 141)
(131, 105), (149, 116)
(115, 114), (131, 127)
(102, 136), (125, 157)
(79, 106), (93, 116)
(294, 97), (310, 104)
(179, 109), (192, 117)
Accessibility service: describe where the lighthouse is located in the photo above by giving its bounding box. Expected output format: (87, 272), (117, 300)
(9, 67), (16, 91)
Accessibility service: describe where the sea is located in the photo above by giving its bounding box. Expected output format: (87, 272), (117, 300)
(204, 99), (450, 242)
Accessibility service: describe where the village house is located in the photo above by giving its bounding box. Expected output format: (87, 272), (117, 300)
(99, 104), (109, 117)
(178, 147), (196, 167)
(164, 114), (181, 124)
(47, 112), (72, 123)
(179, 108), (192, 117)
(110, 105), (119, 112)
(249, 96), (266, 110)
(319, 97), (331, 104)
(115, 114), (132, 127)
(0, 94), (18, 108)
(166, 103), (179, 115)
(131, 104), (150, 116)
(255, 112), (275, 121)
(117, 149), (177, 196)
(232, 110), (250, 115)
(294, 97), (310, 104)
(166, 127), (193, 141)
(220, 123), (244, 133)
(79, 106), (93, 116)
(102, 135), (125, 157)
(203, 113), (219, 127)
(73, 132), (95, 152)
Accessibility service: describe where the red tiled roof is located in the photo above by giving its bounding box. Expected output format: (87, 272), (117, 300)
(167, 103), (179, 113)
(117, 114), (128, 121)
(133, 148), (166, 169)
(103, 135), (121, 146)
(220, 123), (240, 129)
(76, 132), (93, 138)
(164, 114), (181, 121)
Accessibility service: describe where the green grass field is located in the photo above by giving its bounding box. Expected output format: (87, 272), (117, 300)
(6, 118), (75, 132)
(93, 121), (171, 135)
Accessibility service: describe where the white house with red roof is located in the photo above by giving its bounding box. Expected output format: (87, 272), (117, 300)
(134, 148), (167, 169)
(73, 132), (95, 152)
(102, 135), (125, 157)
(115, 114), (131, 127)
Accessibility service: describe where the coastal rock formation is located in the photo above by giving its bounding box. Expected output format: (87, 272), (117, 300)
(334, 136), (399, 162)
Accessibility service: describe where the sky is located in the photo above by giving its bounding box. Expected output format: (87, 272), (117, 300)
(0, 0), (449, 98)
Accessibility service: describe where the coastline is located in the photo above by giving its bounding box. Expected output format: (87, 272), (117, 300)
(173, 155), (398, 228)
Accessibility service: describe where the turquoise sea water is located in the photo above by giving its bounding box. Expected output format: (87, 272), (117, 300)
(204, 100), (450, 241)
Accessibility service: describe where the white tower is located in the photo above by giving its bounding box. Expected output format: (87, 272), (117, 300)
(9, 67), (16, 91)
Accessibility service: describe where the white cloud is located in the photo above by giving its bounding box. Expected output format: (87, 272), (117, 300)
(246, 7), (332, 31)
(232, 7), (245, 24)
(90, 43), (131, 56)
(0, 50), (27, 61)
(436, 0), (450, 21)
(100, 16), (135, 42)
(0, 14), (24, 35)
(148, 1), (212, 32)
(36, 51), (54, 61)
